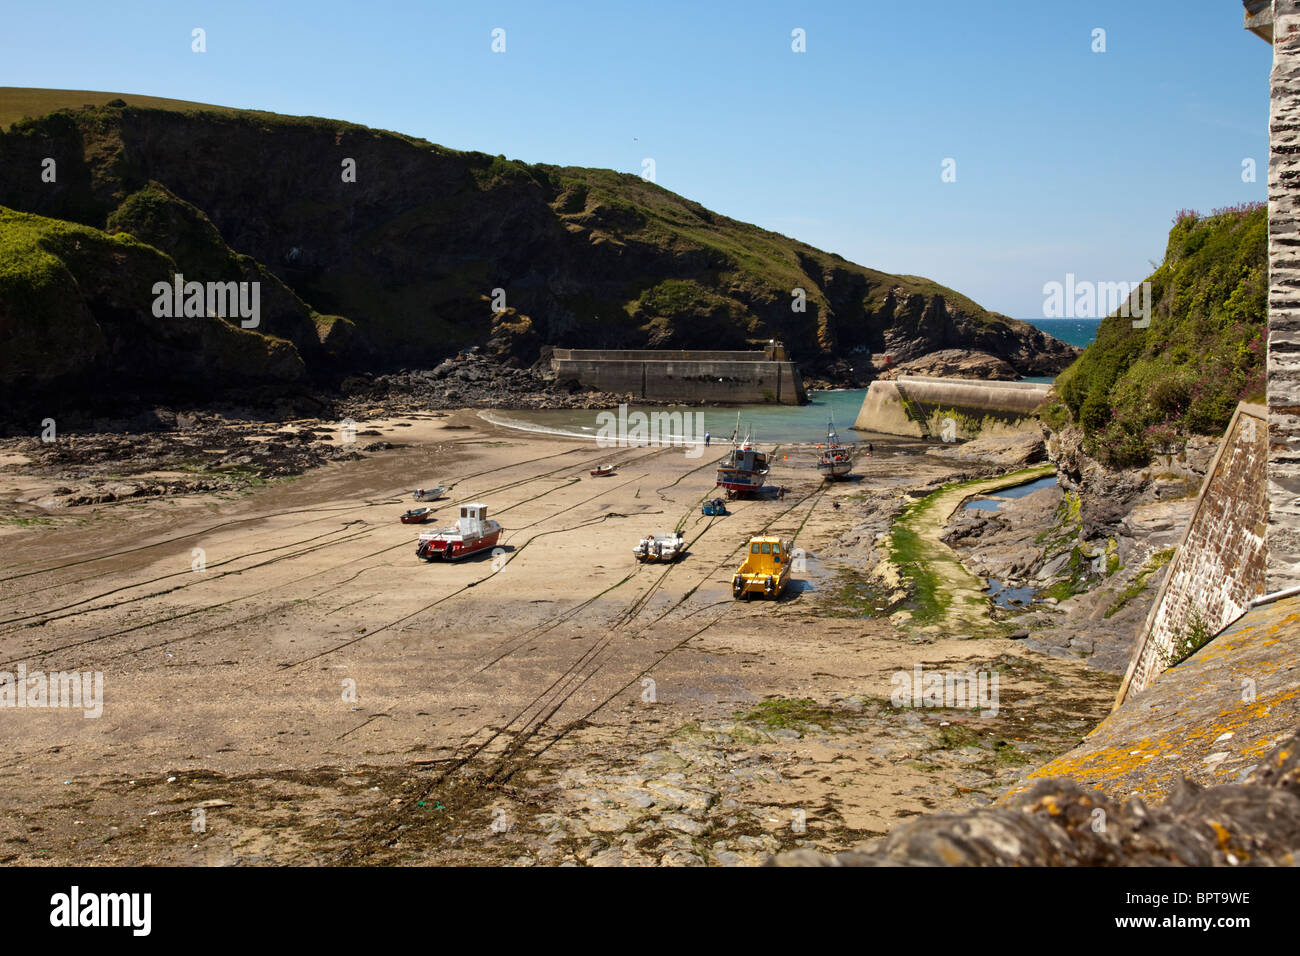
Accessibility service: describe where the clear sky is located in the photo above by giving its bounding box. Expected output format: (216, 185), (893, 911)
(0, 0), (1271, 318)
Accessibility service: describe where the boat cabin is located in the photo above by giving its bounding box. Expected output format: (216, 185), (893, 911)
(457, 503), (490, 535)
(741, 536), (787, 573)
(732, 534), (794, 599)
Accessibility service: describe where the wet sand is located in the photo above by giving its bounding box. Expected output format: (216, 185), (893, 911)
(0, 410), (1116, 865)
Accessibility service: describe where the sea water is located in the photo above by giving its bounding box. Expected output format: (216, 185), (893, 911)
(483, 389), (875, 447)
(486, 319), (1098, 446)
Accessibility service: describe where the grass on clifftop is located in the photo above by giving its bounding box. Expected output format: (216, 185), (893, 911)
(0, 88), (241, 131)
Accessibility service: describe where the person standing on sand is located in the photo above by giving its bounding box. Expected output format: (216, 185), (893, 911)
(705, 432), (710, 447)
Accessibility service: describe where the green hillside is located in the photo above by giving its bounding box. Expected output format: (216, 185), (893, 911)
(1049, 204), (1267, 467)
(0, 87), (1077, 406)
(0, 205), (305, 389)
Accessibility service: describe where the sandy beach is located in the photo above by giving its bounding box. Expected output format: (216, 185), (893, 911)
(0, 410), (1116, 866)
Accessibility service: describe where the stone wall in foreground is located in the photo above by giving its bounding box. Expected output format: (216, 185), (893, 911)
(1267, 2), (1300, 591)
(1115, 403), (1268, 706)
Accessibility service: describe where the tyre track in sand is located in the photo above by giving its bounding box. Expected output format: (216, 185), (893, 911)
(368, 482), (828, 845)
(0, 445), (659, 670)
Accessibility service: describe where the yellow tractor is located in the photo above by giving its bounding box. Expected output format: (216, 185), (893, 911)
(732, 535), (793, 600)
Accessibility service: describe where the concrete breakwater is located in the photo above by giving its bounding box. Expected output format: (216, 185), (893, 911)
(853, 375), (1051, 439)
(549, 347), (807, 405)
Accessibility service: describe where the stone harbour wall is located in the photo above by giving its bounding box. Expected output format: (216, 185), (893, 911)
(852, 376), (1051, 439)
(549, 349), (806, 405)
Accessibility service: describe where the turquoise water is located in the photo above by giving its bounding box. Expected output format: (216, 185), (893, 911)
(485, 321), (1097, 446)
(1024, 318), (1101, 349)
(482, 389), (873, 446)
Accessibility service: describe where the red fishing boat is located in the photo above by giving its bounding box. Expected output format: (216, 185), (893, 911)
(714, 413), (770, 498)
(416, 503), (502, 561)
(400, 507), (434, 524)
(590, 464), (615, 477)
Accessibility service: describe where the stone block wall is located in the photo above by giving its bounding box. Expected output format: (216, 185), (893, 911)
(1116, 404), (1269, 705)
(549, 349), (806, 404)
(1268, 1), (1300, 591)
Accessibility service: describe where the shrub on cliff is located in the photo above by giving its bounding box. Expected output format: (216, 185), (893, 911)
(1054, 204), (1266, 467)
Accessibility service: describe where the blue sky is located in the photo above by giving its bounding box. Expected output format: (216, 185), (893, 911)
(0, 0), (1271, 318)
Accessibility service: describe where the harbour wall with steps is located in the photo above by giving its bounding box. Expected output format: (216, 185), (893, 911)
(852, 375), (1052, 439)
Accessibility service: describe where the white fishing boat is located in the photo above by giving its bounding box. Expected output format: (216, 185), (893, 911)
(633, 531), (685, 563)
(413, 486), (446, 502)
(817, 419), (853, 479)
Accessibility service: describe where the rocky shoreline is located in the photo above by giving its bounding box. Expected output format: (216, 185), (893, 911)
(773, 730), (1300, 866)
(336, 351), (667, 417)
(0, 350), (737, 444)
(906, 426), (1217, 673)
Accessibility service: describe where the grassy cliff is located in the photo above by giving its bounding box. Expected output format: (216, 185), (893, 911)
(1049, 205), (1267, 467)
(0, 87), (1077, 403)
(0, 206), (305, 393)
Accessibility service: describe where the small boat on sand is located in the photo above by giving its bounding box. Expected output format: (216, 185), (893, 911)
(590, 465), (615, 477)
(400, 507), (434, 524)
(732, 535), (793, 600)
(416, 503), (502, 561)
(701, 497), (728, 517)
(413, 486), (446, 502)
(634, 531), (685, 563)
(817, 419), (854, 479)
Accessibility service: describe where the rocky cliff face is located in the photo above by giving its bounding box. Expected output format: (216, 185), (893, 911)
(0, 97), (1078, 408)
